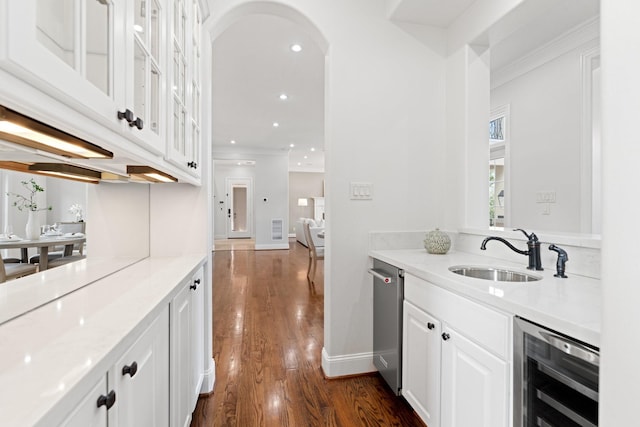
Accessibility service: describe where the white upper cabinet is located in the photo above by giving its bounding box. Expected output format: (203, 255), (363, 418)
(1, 0), (124, 127)
(0, 0), (203, 184)
(166, 0), (201, 177)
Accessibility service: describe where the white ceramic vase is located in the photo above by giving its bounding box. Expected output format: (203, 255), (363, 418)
(424, 228), (451, 254)
(25, 210), (40, 240)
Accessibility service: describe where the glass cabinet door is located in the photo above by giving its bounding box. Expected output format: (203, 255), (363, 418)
(3, 0), (120, 123)
(128, 0), (165, 152)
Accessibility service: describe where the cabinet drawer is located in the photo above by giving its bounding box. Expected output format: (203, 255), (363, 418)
(405, 273), (511, 359)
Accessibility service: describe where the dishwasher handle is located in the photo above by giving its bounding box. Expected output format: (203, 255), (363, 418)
(368, 268), (395, 284)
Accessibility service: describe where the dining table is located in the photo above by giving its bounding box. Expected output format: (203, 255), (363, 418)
(0, 234), (86, 271)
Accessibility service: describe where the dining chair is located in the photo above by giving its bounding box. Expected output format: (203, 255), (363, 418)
(303, 222), (324, 285)
(0, 256), (38, 283)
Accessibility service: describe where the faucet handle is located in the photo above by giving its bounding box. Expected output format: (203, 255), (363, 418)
(513, 228), (538, 242)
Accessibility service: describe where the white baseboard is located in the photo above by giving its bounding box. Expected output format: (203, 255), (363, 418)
(200, 357), (215, 394)
(321, 347), (377, 378)
(255, 243), (289, 250)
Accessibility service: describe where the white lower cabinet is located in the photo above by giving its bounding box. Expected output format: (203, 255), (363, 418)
(59, 306), (169, 426)
(170, 266), (205, 427)
(402, 273), (511, 427)
(440, 327), (508, 427)
(403, 300), (442, 427)
(113, 306), (170, 427)
(59, 375), (109, 427)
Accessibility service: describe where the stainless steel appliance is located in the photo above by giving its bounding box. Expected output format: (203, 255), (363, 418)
(514, 317), (599, 427)
(369, 259), (404, 395)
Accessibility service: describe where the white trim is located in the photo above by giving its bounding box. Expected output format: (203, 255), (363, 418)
(200, 357), (215, 394)
(580, 47), (601, 234)
(254, 243), (289, 250)
(321, 347), (376, 378)
(492, 17), (599, 90)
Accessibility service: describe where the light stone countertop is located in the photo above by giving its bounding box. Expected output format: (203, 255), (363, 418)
(369, 249), (601, 347)
(0, 255), (206, 427)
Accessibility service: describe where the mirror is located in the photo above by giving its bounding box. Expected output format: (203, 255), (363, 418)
(1, 170), (88, 265)
(487, 0), (600, 234)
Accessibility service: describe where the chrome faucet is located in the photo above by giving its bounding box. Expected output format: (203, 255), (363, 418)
(480, 229), (544, 271)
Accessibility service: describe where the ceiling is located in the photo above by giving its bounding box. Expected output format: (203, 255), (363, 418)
(211, 0), (598, 173)
(388, 0), (477, 28)
(211, 14), (325, 173)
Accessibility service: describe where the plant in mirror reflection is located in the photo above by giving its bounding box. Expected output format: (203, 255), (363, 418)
(7, 179), (52, 212)
(69, 204), (83, 222)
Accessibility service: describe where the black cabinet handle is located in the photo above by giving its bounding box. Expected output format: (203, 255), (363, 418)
(427, 322), (435, 330)
(117, 109), (134, 123)
(118, 109), (143, 130)
(97, 390), (116, 409)
(194, 278), (201, 285)
(122, 361), (138, 377)
(130, 117), (144, 130)
(187, 161), (199, 169)
(441, 332), (450, 341)
(190, 283), (197, 290)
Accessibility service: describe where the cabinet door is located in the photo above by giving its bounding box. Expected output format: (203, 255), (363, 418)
(59, 374), (108, 427)
(123, 0), (167, 154)
(402, 301), (441, 427)
(113, 305), (170, 427)
(440, 327), (509, 427)
(171, 282), (192, 427)
(2, 0), (123, 128)
(190, 267), (205, 407)
(165, 0), (201, 176)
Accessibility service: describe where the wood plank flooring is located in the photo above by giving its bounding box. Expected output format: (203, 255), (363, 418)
(190, 239), (425, 427)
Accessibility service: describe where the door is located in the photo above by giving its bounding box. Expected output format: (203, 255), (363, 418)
(440, 327), (509, 427)
(402, 301), (442, 427)
(59, 374), (108, 427)
(226, 178), (252, 238)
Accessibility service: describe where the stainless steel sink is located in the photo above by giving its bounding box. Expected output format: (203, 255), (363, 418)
(448, 266), (541, 282)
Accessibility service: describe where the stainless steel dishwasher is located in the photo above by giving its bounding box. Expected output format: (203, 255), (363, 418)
(369, 259), (404, 395)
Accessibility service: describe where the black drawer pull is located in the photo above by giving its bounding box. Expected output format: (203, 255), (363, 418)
(427, 322), (435, 330)
(97, 390), (116, 409)
(442, 332), (450, 341)
(122, 361), (138, 377)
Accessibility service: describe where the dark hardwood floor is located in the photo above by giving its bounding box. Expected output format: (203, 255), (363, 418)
(190, 239), (425, 427)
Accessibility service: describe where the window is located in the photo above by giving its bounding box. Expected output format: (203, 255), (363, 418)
(489, 105), (509, 228)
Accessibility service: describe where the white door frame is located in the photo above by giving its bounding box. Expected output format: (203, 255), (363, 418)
(226, 177), (252, 238)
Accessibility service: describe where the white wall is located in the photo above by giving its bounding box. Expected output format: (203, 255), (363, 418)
(213, 152), (289, 249)
(491, 39), (597, 232)
(599, 0), (640, 425)
(289, 171), (323, 234)
(209, 0), (447, 376)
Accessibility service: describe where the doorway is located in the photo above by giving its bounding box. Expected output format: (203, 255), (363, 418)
(226, 178), (252, 239)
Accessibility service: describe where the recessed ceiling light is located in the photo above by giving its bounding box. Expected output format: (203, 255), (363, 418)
(289, 143), (295, 148)
(297, 162), (301, 166)
(290, 44), (302, 53)
(279, 93), (288, 100)
(310, 147), (315, 152)
(273, 122), (279, 128)
(304, 155), (308, 159)
(230, 140), (236, 144)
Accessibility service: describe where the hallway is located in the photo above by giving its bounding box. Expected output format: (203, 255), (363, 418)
(191, 240), (424, 426)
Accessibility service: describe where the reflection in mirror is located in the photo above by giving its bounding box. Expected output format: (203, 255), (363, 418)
(488, 0), (600, 234)
(0, 169), (88, 283)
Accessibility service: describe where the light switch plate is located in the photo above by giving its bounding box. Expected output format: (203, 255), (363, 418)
(536, 191), (556, 203)
(350, 182), (373, 200)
